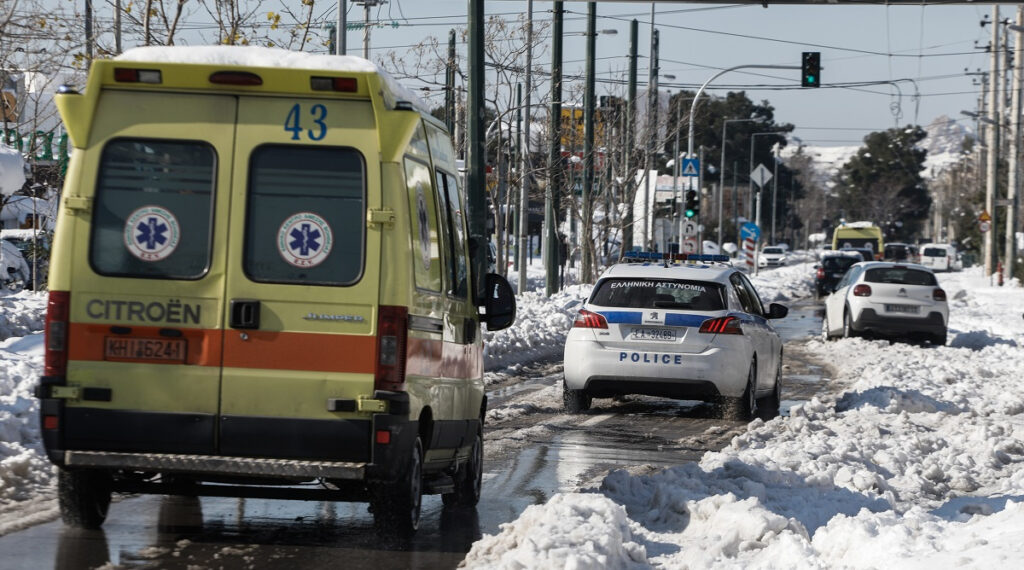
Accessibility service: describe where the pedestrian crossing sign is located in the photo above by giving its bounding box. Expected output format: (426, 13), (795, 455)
(681, 158), (699, 177)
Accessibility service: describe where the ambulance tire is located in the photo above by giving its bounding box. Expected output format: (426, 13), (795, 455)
(442, 426), (483, 508)
(719, 361), (757, 421)
(58, 468), (112, 529)
(563, 382), (592, 413)
(371, 437), (423, 536)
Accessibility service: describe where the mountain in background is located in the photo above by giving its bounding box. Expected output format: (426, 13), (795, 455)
(787, 114), (973, 187)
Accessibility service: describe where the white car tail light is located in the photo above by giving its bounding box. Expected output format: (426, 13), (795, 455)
(933, 288), (947, 302)
(853, 284), (872, 297)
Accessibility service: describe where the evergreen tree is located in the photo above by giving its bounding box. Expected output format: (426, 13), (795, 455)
(833, 126), (931, 241)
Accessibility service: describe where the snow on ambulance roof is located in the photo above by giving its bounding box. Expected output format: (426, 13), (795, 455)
(114, 45), (428, 113)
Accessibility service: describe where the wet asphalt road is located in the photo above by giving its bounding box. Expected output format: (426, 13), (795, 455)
(0, 300), (831, 569)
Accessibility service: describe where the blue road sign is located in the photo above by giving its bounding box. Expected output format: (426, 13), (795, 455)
(681, 158), (700, 177)
(740, 222), (761, 242)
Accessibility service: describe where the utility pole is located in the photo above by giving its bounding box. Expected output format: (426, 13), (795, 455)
(546, 2), (564, 296)
(622, 19), (638, 254)
(467, 0), (487, 301)
(338, 0), (347, 55)
(518, 0), (533, 294)
(114, 1), (122, 54)
(445, 30), (456, 134)
(354, 0), (384, 59)
(986, 6), (1001, 279)
(582, 3), (596, 282)
(1006, 6), (1023, 283)
(644, 25), (659, 251)
(85, 0), (94, 61)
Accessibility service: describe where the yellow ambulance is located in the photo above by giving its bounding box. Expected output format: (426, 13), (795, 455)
(37, 46), (515, 535)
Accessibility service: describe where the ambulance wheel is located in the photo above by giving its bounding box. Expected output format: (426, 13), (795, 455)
(371, 437), (423, 535)
(58, 468), (112, 529)
(563, 381), (591, 413)
(443, 426), (483, 508)
(719, 361), (757, 421)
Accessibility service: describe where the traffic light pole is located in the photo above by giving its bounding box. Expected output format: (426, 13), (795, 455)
(686, 64), (798, 239)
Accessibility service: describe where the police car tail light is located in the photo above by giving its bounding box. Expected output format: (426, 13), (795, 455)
(573, 309), (607, 329)
(698, 316), (742, 335)
(853, 284), (872, 297)
(44, 291), (70, 377)
(933, 288), (947, 302)
(375, 305), (408, 392)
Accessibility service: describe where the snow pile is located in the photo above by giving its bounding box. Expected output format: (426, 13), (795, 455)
(0, 145), (26, 197)
(0, 291), (52, 505)
(463, 266), (1024, 568)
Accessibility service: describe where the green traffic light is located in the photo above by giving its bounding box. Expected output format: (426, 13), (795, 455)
(807, 76), (815, 84)
(685, 209), (696, 218)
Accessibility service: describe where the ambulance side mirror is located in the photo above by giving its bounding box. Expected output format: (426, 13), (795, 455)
(482, 273), (516, 331)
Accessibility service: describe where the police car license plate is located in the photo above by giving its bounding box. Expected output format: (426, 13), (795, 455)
(885, 304), (919, 314)
(104, 337), (187, 362)
(630, 327), (677, 341)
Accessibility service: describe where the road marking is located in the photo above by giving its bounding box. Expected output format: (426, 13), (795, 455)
(580, 414), (613, 427)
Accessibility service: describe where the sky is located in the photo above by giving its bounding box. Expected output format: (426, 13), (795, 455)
(351, 1), (1010, 148)
(3, 257), (1024, 566)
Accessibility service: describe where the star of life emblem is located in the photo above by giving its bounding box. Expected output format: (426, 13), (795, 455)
(278, 212), (333, 268)
(124, 205), (180, 262)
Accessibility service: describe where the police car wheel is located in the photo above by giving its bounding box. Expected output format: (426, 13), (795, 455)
(757, 358), (782, 420)
(563, 382), (592, 413)
(371, 437), (423, 535)
(58, 468), (112, 529)
(720, 362), (757, 421)
(442, 426), (483, 507)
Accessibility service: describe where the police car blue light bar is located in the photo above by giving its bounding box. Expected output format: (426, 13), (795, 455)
(620, 250), (731, 264)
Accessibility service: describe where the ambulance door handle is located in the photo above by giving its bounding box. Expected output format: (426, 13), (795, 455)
(230, 299), (261, 330)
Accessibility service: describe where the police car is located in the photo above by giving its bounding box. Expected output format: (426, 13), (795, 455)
(563, 253), (788, 420)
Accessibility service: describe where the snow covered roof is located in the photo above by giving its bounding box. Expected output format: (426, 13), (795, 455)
(114, 45), (428, 112)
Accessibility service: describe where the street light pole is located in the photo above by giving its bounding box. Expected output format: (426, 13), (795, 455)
(582, 2), (596, 282)
(985, 5), (1001, 279)
(518, 0), (533, 294)
(546, 2), (563, 296)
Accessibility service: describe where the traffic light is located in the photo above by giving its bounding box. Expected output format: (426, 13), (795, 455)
(801, 52), (821, 88)
(684, 190), (699, 219)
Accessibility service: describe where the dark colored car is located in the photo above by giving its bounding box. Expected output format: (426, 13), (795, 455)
(884, 242), (919, 264)
(813, 253), (862, 298)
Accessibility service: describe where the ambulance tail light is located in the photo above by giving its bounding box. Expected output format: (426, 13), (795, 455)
(573, 309), (608, 329)
(853, 284), (872, 297)
(375, 305), (408, 392)
(113, 68), (162, 84)
(311, 76), (358, 92)
(933, 288), (947, 302)
(45, 291), (70, 378)
(699, 316), (742, 335)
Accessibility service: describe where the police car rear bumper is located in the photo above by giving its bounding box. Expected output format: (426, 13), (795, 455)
(564, 340), (751, 398)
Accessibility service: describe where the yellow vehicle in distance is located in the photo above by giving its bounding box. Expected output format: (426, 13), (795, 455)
(38, 46), (515, 535)
(831, 221), (884, 261)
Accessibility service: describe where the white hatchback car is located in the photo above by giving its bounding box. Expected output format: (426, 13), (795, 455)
(563, 253), (788, 420)
(822, 261), (948, 345)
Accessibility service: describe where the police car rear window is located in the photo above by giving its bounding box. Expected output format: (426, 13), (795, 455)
(864, 267), (937, 286)
(90, 139), (216, 279)
(243, 145), (365, 286)
(589, 278), (725, 311)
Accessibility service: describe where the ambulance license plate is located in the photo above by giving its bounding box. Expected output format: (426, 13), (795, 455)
(104, 337), (187, 362)
(630, 327), (677, 341)
(885, 304), (919, 314)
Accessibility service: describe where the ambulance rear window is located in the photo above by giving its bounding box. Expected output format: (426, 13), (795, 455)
(589, 278), (725, 311)
(243, 145), (365, 286)
(90, 139), (216, 279)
